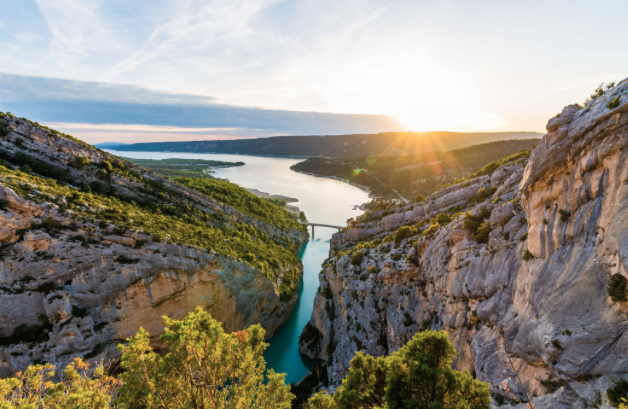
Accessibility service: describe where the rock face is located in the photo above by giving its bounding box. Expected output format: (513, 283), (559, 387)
(301, 79), (628, 408)
(0, 116), (308, 376)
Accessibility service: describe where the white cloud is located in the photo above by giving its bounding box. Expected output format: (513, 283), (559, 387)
(12, 31), (42, 43)
(33, 0), (127, 70)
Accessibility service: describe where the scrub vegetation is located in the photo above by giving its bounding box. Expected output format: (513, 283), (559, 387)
(123, 157), (244, 179)
(291, 140), (536, 199)
(0, 310), (490, 409)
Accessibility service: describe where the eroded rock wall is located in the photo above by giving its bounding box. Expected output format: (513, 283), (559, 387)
(302, 79), (628, 408)
(0, 183), (296, 377)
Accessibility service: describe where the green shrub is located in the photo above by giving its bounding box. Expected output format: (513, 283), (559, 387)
(308, 331), (491, 409)
(115, 255), (140, 264)
(522, 250), (534, 261)
(117, 308), (293, 408)
(608, 378), (628, 407)
(351, 251), (364, 266)
(36, 282), (61, 294)
(607, 95), (621, 110)
(366, 265), (378, 275)
(72, 305), (89, 318)
(0, 315), (52, 346)
(473, 221), (491, 244)
(558, 209), (571, 223)
(74, 156), (90, 169)
(394, 226), (413, 244)
(421, 223), (440, 238)
(551, 339), (563, 350)
(607, 274), (628, 302)
(431, 213), (452, 225)
(413, 194), (426, 203)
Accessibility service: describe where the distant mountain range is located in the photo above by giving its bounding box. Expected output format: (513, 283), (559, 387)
(94, 142), (129, 148)
(105, 131), (543, 158)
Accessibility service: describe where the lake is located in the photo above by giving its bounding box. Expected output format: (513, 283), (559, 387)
(106, 151), (370, 384)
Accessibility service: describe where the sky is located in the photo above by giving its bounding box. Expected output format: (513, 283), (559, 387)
(0, 0), (627, 144)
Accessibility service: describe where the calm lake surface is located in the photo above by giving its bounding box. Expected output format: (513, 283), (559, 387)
(106, 151), (369, 384)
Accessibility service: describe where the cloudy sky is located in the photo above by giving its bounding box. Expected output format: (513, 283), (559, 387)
(0, 0), (627, 143)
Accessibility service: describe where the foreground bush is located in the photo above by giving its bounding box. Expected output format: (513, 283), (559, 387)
(0, 358), (120, 408)
(117, 307), (293, 409)
(1, 309), (293, 409)
(309, 330), (490, 409)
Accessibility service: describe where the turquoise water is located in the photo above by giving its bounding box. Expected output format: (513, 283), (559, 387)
(106, 151), (369, 384)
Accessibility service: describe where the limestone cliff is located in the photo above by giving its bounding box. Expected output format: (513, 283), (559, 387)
(0, 115), (308, 376)
(300, 79), (628, 408)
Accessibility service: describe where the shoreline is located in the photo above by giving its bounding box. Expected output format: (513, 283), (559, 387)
(291, 169), (378, 204)
(244, 187), (301, 217)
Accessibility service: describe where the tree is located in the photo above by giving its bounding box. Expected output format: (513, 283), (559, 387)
(116, 307), (293, 409)
(0, 358), (120, 408)
(309, 331), (490, 409)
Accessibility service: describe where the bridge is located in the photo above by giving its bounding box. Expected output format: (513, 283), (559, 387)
(300, 221), (344, 236)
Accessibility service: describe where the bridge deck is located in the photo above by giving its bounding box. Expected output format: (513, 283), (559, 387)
(300, 222), (344, 229)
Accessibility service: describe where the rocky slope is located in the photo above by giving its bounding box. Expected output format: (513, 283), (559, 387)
(300, 79), (628, 408)
(0, 115), (308, 376)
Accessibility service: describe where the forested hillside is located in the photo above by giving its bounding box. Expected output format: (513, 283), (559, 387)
(0, 112), (308, 375)
(291, 139), (538, 199)
(110, 131), (541, 158)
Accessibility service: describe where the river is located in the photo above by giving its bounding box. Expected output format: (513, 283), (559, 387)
(106, 151), (370, 384)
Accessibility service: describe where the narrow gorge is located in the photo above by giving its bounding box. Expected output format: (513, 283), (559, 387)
(300, 80), (628, 408)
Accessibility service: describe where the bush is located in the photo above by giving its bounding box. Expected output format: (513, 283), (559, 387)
(0, 359), (120, 407)
(308, 330), (491, 409)
(394, 226), (413, 244)
(608, 274), (628, 302)
(115, 255), (140, 265)
(366, 265), (378, 274)
(431, 212), (452, 225)
(0, 315), (52, 346)
(558, 209), (571, 223)
(421, 223), (440, 238)
(413, 194), (426, 203)
(608, 379), (628, 407)
(351, 251), (364, 266)
(522, 250), (534, 261)
(299, 322), (323, 349)
(117, 308), (293, 408)
(608, 96), (621, 110)
(72, 305), (89, 318)
(36, 281), (62, 294)
(463, 208), (491, 243)
(74, 156), (90, 169)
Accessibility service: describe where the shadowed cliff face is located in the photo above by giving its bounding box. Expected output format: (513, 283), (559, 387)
(0, 117), (307, 376)
(301, 79), (628, 408)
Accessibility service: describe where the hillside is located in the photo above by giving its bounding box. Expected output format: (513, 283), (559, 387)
(109, 131), (542, 158)
(299, 79), (628, 408)
(121, 157), (245, 179)
(0, 112), (307, 376)
(291, 139), (538, 199)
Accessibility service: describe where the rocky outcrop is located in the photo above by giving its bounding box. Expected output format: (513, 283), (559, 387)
(0, 116), (308, 376)
(301, 79), (628, 408)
